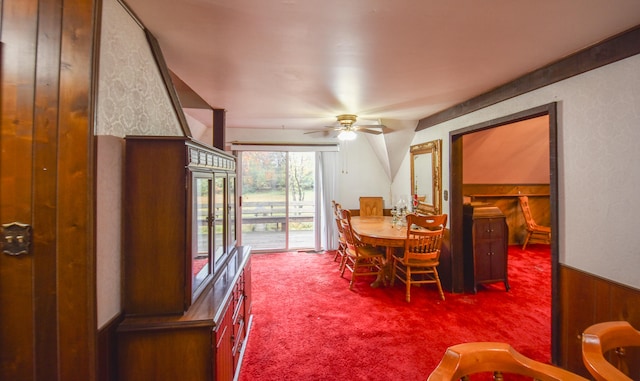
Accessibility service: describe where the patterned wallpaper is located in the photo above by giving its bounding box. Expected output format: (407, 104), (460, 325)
(96, 0), (182, 137)
(96, 0), (185, 327)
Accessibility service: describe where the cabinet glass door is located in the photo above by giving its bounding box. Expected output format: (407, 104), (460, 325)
(193, 174), (212, 295)
(228, 174), (237, 251)
(214, 174), (226, 265)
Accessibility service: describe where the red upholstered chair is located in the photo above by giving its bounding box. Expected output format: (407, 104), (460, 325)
(391, 213), (447, 302)
(339, 208), (385, 289)
(582, 321), (640, 381)
(427, 342), (588, 381)
(518, 196), (551, 249)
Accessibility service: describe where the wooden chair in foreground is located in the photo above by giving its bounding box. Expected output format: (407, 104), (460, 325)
(391, 213), (447, 302)
(427, 342), (588, 381)
(582, 320), (640, 381)
(331, 201), (348, 271)
(518, 195), (551, 249)
(339, 208), (385, 289)
(359, 196), (383, 216)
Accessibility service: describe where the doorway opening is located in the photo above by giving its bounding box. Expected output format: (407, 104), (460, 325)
(449, 102), (559, 363)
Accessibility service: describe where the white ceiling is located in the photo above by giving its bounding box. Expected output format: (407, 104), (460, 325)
(123, 0), (640, 134)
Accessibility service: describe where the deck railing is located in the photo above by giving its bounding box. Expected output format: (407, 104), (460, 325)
(241, 201), (314, 229)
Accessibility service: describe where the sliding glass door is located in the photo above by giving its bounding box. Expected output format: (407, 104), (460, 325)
(239, 151), (316, 251)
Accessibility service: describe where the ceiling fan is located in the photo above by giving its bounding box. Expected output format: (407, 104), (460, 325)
(305, 114), (385, 140)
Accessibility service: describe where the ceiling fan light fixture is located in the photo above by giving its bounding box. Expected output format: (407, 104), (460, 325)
(337, 130), (357, 141)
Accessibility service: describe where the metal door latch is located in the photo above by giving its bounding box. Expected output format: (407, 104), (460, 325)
(1, 222), (32, 256)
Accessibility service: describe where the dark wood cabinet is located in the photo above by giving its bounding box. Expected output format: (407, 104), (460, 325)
(118, 136), (251, 381)
(463, 203), (510, 293)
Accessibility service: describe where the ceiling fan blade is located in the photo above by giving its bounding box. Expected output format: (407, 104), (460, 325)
(355, 128), (382, 135)
(304, 126), (342, 134)
(355, 124), (385, 129)
(304, 129), (340, 138)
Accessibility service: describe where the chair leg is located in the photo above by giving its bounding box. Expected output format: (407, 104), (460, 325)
(349, 260), (357, 290)
(433, 267), (445, 301)
(390, 259), (397, 286)
(340, 256), (349, 278)
(405, 267), (411, 303)
(522, 232), (532, 250)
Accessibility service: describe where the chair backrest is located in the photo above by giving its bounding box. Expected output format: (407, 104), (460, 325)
(332, 202), (346, 242)
(331, 200), (342, 218)
(427, 342), (588, 381)
(359, 196), (383, 216)
(339, 208), (359, 253)
(403, 214), (447, 263)
(582, 321), (640, 381)
(518, 196), (538, 229)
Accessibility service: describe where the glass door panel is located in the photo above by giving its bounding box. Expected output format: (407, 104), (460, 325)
(213, 174), (226, 266)
(192, 174), (212, 295)
(240, 151), (286, 250)
(288, 152), (315, 249)
(228, 174), (237, 252)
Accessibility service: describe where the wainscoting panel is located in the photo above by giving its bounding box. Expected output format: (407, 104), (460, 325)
(559, 265), (640, 378)
(462, 184), (550, 245)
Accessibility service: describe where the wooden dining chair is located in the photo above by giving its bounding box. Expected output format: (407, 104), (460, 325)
(331, 201), (348, 271)
(518, 195), (551, 249)
(582, 321), (640, 381)
(359, 196), (383, 216)
(427, 342), (588, 381)
(391, 213), (447, 302)
(339, 208), (385, 289)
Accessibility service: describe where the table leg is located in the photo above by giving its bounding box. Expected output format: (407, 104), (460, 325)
(370, 247), (394, 288)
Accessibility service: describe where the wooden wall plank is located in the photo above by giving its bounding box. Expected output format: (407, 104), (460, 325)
(0, 0), (38, 379)
(56, 0), (98, 379)
(33, 0), (63, 378)
(559, 265), (640, 378)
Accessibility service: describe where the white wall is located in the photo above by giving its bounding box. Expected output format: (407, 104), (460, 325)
(392, 54), (640, 290)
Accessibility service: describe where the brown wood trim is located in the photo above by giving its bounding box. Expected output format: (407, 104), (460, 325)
(417, 24), (640, 131)
(98, 313), (124, 381)
(449, 102), (560, 362)
(144, 30), (193, 138)
(213, 108), (226, 150)
(169, 70), (212, 109)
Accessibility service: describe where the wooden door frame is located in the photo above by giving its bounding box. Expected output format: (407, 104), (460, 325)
(449, 102), (559, 362)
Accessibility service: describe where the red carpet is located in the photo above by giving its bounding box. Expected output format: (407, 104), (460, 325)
(239, 245), (551, 381)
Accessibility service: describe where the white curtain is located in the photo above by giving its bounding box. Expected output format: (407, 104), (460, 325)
(318, 151), (338, 250)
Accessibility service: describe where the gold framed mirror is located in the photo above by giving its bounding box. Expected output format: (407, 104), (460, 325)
(410, 139), (442, 215)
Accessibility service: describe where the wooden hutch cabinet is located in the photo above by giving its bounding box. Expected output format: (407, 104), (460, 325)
(463, 203), (510, 293)
(117, 136), (252, 381)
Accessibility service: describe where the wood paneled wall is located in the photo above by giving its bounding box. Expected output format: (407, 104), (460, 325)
(559, 265), (640, 378)
(462, 184), (550, 245)
(0, 0), (99, 380)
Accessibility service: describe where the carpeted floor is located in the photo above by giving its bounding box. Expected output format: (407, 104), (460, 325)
(238, 244), (551, 381)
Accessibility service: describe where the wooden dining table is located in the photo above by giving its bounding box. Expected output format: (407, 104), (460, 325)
(349, 216), (407, 287)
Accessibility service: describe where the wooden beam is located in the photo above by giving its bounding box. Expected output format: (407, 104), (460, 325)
(417, 25), (640, 131)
